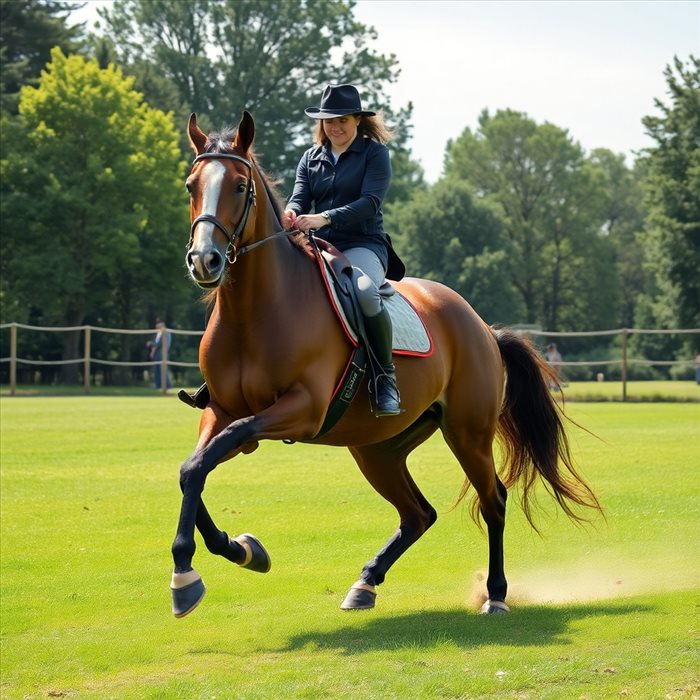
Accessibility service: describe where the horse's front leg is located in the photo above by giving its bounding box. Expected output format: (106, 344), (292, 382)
(170, 415), (257, 616)
(170, 386), (322, 618)
(189, 405), (269, 572)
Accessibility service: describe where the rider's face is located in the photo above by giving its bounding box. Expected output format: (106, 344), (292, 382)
(323, 115), (360, 151)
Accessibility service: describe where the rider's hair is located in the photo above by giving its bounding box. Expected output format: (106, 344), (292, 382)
(313, 112), (393, 146)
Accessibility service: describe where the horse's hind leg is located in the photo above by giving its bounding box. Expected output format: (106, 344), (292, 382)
(342, 415), (439, 610)
(442, 420), (509, 614)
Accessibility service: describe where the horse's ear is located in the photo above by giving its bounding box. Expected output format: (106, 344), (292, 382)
(234, 110), (255, 154)
(188, 113), (208, 155)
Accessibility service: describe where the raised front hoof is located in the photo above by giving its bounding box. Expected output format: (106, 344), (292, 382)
(171, 574), (206, 618)
(233, 533), (271, 573)
(479, 599), (510, 615)
(340, 583), (377, 611)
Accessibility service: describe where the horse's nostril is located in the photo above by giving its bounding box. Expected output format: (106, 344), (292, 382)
(204, 250), (223, 273)
(186, 250), (222, 280)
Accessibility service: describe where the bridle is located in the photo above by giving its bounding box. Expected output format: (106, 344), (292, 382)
(188, 151), (301, 268)
(188, 152), (257, 264)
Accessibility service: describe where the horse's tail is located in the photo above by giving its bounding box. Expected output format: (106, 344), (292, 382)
(492, 327), (602, 528)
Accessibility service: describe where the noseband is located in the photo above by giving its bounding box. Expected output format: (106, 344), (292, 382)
(188, 152), (257, 264)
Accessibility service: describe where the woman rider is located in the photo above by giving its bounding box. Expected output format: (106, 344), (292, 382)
(282, 83), (404, 417)
(180, 84), (404, 417)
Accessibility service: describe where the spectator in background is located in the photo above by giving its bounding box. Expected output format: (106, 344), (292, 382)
(695, 352), (700, 385)
(147, 320), (172, 390)
(545, 342), (563, 390)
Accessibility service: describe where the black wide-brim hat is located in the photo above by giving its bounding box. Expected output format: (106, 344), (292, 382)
(305, 84), (376, 119)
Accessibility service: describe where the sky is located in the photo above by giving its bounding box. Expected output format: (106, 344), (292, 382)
(352, 0), (699, 181)
(72, 0), (699, 182)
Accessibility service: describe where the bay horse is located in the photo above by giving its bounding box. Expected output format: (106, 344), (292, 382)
(170, 111), (601, 618)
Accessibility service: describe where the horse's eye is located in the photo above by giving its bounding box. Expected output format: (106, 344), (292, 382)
(237, 182), (247, 193)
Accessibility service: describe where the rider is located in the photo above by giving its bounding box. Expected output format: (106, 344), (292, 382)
(179, 84), (404, 417)
(282, 83), (404, 417)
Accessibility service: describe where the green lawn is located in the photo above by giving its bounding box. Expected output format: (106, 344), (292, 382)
(1, 398), (698, 699)
(561, 380), (699, 402)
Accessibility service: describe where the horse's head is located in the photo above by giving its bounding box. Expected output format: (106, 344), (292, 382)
(185, 111), (257, 288)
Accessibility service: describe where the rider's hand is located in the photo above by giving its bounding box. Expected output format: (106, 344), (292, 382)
(282, 209), (298, 230)
(295, 213), (326, 233)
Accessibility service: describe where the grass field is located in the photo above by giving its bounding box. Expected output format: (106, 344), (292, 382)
(1, 397), (698, 699)
(560, 380), (699, 403)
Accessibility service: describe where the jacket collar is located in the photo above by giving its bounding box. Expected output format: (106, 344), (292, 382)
(311, 133), (367, 162)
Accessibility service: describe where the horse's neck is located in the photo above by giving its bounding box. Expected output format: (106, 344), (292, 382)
(215, 195), (312, 328)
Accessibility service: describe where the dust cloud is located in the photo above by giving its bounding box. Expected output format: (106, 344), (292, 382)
(468, 555), (699, 608)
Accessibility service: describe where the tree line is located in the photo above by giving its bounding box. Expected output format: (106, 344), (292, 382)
(0, 0), (697, 384)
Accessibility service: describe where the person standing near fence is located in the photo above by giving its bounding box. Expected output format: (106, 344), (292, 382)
(147, 320), (172, 390)
(544, 342), (563, 390)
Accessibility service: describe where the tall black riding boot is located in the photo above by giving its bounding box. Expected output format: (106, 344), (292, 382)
(363, 305), (401, 417)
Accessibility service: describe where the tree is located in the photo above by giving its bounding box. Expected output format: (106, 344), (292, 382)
(639, 55), (700, 330)
(0, 0), (84, 113)
(94, 0), (423, 198)
(0, 48), (189, 380)
(384, 102), (426, 205)
(387, 180), (522, 323)
(444, 109), (618, 330)
(587, 149), (647, 328)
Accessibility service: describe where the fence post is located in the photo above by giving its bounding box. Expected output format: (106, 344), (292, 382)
(160, 327), (169, 395)
(84, 326), (91, 394)
(10, 323), (17, 396)
(622, 328), (629, 402)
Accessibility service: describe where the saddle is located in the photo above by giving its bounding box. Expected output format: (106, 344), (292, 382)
(310, 237), (432, 437)
(313, 238), (432, 356)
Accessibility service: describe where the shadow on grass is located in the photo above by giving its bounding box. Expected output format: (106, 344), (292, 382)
(277, 601), (653, 654)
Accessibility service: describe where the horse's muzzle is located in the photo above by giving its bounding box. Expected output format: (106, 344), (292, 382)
(186, 248), (225, 287)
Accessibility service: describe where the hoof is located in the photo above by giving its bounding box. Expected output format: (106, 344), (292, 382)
(340, 581), (377, 610)
(479, 599), (510, 615)
(171, 570), (206, 618)
(233, 533), (271, 573)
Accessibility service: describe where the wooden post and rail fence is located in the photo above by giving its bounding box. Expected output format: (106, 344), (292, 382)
(1, 322), (698, 400)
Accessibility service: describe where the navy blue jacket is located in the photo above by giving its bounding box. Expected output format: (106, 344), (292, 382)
(287, 133), (404, 280)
